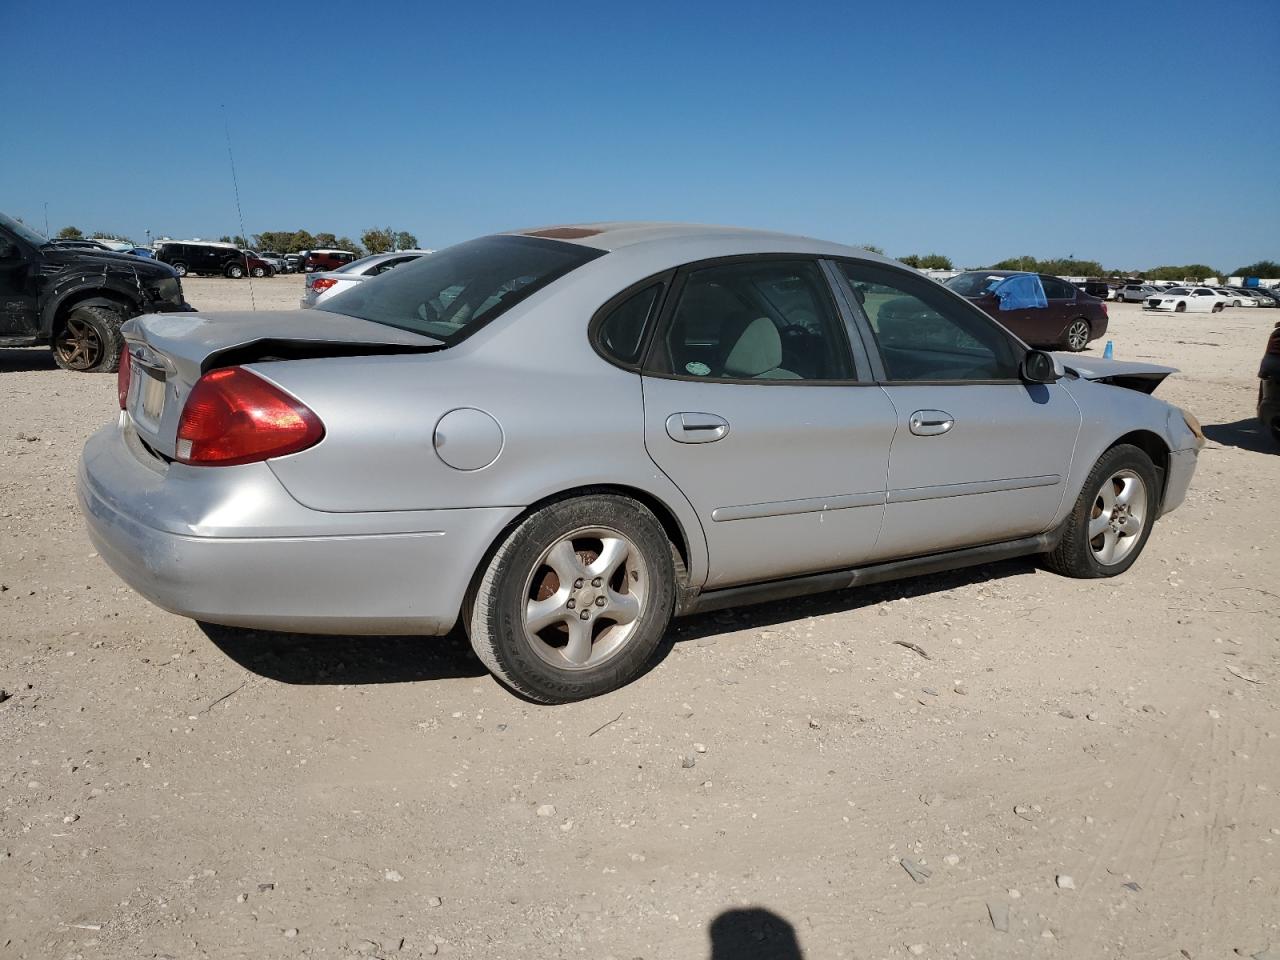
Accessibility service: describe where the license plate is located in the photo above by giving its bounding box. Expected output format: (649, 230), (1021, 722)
(135, 367), (166, 424)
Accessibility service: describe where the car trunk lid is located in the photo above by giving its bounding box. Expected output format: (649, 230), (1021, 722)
(121, 309), (441, 459)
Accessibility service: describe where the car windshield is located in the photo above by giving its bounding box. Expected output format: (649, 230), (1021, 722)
(0, 213), (51, 247)
(317, 235), (605, 343)
(1164, 287), (1190, 295)
(944, 272), (1007, 296)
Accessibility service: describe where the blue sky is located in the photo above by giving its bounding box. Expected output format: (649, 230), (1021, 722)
(2, 0), (1276, 270)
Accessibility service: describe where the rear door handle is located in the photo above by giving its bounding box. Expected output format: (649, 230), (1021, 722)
(666, 412), (729, 443)
(909, 409), (954, 437)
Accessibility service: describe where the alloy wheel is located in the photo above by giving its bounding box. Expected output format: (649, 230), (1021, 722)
(1067, 319), (1090, 351)
(520, 526), (649, 670)
(1088, 468), (1148, 566)
(53, 316), (104, 371)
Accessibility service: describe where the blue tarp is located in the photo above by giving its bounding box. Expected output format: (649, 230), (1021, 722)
(993, 273), (1047, 311)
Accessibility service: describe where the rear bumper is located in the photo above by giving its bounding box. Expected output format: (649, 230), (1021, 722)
(77, 421), (521, 635)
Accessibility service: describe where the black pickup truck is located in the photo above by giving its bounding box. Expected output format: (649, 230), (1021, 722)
(0, 213), (191, 372)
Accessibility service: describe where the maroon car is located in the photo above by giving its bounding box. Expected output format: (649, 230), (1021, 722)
(944, 271), (1108, 352)
(303, 249), (358, 273)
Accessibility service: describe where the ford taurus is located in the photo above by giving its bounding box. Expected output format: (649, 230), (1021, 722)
(79, 223), (1204, 702)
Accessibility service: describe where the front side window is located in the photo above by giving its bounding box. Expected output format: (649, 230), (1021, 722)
(653, 259), (852, 381)
(318, 235), (605, 344)
(839, 261), (1021, 382)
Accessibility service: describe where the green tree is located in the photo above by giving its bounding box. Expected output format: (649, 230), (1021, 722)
(394, 231), (419, 251)
(900, 253), (953, 270)
(991, 255), (1038, 271)
(1232, 260), (1280, 277)
(362, 227), (394, 254)
(1143, 264), (1217, 282)
(57, 225), (84, 239)
(335, 236), (364, 256)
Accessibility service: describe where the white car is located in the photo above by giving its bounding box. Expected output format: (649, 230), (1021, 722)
(1214, 287), (1255, 307)
(300, 250), (433, 307)
(1143, 287), (1226, 313)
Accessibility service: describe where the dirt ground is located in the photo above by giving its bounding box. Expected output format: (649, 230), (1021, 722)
(2, 275), (1278, 960)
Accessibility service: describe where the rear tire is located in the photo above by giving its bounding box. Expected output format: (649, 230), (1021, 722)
(1043, 444), (1159, 579)
(1213, 302), (1225, 313)
(172, 262), (188, 277)
(51, 304), (125, 373)
(469, 494), (676, 703)
(1064, 318), (1091, 352)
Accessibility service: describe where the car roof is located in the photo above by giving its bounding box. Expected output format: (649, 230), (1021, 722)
(502, 221), (896, 264)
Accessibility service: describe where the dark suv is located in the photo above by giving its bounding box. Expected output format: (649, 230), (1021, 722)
(155, 240), (267, 278)
(944, 271), (1109, 352)
(0, 212), (190, 372)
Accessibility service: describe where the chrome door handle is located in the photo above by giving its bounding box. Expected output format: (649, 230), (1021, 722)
(909, 410), (954, 437)
(666, 412), (729, 443)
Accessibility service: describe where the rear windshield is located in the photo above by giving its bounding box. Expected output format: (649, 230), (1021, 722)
(317, 235), (605, 343)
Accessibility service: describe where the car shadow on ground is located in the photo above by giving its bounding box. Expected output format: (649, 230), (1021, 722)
(1203, 417), (1276, 454)
(202, 557), (1038, 691)
(0, 348), (56, 373)
(709, 907), (804, 959)
(648, 556), (1038, 662)
(200, 623), (488, 685)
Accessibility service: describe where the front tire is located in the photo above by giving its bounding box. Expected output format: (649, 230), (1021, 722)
(1064, 318), (1091, 351)
(172, 262), (188, 277)
(469, 494), (676, 703)
(1175, 301), (1186, 313)
(1213, 302), (1225, 313)
(52, 304), (125, 373)
(251, 266), (266, 278)
(226, 263), (245, 279)
(1043, 444), (1159, 579)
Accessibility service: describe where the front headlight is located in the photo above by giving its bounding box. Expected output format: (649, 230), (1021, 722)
(155, 276), (181, 304)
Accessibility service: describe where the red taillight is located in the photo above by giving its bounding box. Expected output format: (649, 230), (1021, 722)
(175, 366), (324, 466)
(117, 349), (132, 410)
(1101, 302), (1109, 318)
(310, 277), (337, 293)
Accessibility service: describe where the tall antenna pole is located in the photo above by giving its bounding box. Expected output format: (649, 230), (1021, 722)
(221, 105), (257, 311)
(43, 202), (49, 237)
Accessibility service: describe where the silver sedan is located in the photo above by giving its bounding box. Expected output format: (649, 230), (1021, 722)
(299, 250), (433, 308)
(80, 223), (1204, 702)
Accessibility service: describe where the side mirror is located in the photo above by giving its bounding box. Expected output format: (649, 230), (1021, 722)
(1020, 349), (1061, 384)
(0, 239), (17, 260)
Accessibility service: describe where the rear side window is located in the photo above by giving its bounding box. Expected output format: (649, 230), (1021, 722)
(318, 235), (605, 345)
(653, 259), (853, 381)
(1041, 277), (1075, 298)
(595, 283), (663, 366)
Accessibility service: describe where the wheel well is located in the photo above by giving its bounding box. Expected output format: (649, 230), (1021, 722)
(1110, 430), (1169, 501)
(52, 291), (137, 334)
(459, 484), (696, 633)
